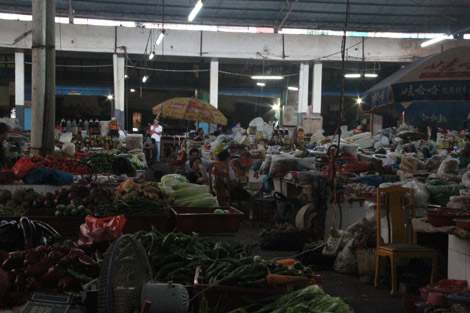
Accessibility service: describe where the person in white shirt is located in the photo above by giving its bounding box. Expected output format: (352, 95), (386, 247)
(150, 118), (163, 161)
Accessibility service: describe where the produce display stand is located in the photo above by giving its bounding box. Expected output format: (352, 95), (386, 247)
(171, 206), (244, 234)
(193, 266), (289, 312)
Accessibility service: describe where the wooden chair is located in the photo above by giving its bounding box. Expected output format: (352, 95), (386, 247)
(208, 162), (232, 206)
(374, 185), (438, 295)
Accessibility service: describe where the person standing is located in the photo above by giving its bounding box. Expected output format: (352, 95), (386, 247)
(150, 118), (163, 161)
(0, 123), (10, 168)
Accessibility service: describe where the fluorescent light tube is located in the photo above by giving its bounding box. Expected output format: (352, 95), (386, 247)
(188, 0), (203, 22)
(364, 73), (378, 78)
(345, 73), (361, 78)
(130, 89), (136, 93)
(156, 31), (165, 45)
(257, 82), (266, 87)
(288, 86), (299, 91)
(149, 52), (155, 60)
(251, 75), (283, 80)
(421, 35), (452, 48)
(142, 75), (149, 83)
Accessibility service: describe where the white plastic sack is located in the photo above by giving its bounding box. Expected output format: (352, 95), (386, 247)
(249, 117), (264, 131)
(126, 134), (143, 151)
(347, 132), (373, 149)
(341, 143), (359, 157)
(437, 157), (460, 182)
(62, 142), (75, 158)
(462, 171), (470, 189)
(310, 129), (325, 143)
(59, 132), (73, 144)
(100, 121), (110, 136)
(403, 179), (429, 208)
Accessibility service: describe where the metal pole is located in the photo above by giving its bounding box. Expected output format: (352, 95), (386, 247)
(31, 0), (46, 156)
(44, 0), (56, 155)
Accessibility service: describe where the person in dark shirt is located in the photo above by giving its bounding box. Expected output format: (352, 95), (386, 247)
(186, 157), (208, 184)
(0, 123), (10, 168)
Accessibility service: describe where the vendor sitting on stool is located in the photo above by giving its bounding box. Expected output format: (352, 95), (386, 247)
(186, 157), (208, 184)
(215, 150), (260, 201)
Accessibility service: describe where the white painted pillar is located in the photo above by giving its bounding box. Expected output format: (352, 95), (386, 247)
(210, 58), (219, 108)
(311, 62), (322, 114)
(298, 62), (309, 114)
(15, 50), (25, 126)
(113, 53), (125, 129)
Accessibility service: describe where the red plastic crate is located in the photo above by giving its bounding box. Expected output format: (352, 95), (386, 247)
(171, 206), (244, 234)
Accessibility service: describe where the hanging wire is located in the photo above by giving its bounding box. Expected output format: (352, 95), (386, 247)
(331, 0), (351, 229)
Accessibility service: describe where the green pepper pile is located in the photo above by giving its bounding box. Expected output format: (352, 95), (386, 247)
(81, 152), (115, 174)
(95, 199), (171, 216)
(132, 230), (250, 284)
(230, 285), (350, 313)
(202, 258), (314, 288)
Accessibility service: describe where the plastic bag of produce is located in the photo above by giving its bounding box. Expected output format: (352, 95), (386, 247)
(12, 157), (37, 179)
(174, 193), (216, 206)
(426, 155), (447, 172)
(462, 171), (470, 189)
(425, 178), (462, 207)
(403, 179), (429, 208)
(259, 155), (271, 175)
(437, 157), (461, 182)
(78, 214), (126, 246)
(126, 134), (143, 151)
(399, 156), (425, 174)
(269, 154), (298, 177)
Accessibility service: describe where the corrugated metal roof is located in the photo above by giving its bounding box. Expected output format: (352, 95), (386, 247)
(0, 0), (469, 33)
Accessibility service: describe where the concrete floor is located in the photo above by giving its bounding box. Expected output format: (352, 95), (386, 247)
(205, 221), (406, 313)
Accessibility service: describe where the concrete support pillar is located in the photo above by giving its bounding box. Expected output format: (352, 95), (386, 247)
(113, 53), (125, 129)
(14, 50), (25, 127)
(210, 58), (219, 108)
(311, 62), (322, 115)
(31, 0), (55, 156)
(31, 0), (47, 156)
(298, 62), (309, 123)
(44, 0), (56, 155)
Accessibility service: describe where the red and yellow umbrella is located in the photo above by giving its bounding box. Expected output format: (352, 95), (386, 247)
(153, 97), (227, 126)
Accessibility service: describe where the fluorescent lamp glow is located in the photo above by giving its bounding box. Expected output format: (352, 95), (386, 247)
(124, 74), (129, 79)
(132, 128), (138, 132)
(356, 97), (362, 105)
(345, 73), (361, 78)
(156, 31), (165, 45)
(142, 75), (149, 83)
(149, 52), (155, 60)
(130, 89), (136, 93)
(272, 104), (281, 111)
(364, 73), (378, 78)
(464, 34), (470, 39)
(251, 75), (283, 80)
(421, 34), (452, 48)
(257, 82), (266, 87)
(107, 95), (113, 100)
(288, 86), (299, 91)
(188, 0), (203, 22)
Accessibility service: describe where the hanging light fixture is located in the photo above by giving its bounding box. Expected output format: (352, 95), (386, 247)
(257, 82), (266, 87)
(344, 73), (361, 78)
(364, 73), (378, 78)
(252, 75), (283, 80)
(149, 52), (155, 60)
(188, 0), (203, 22)
(142, 75), (149, 83)
(421, 34), (453, 48)
(156, 30), (165, 45)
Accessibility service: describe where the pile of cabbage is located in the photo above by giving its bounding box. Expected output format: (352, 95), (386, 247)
(159, 174), (219, 207)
